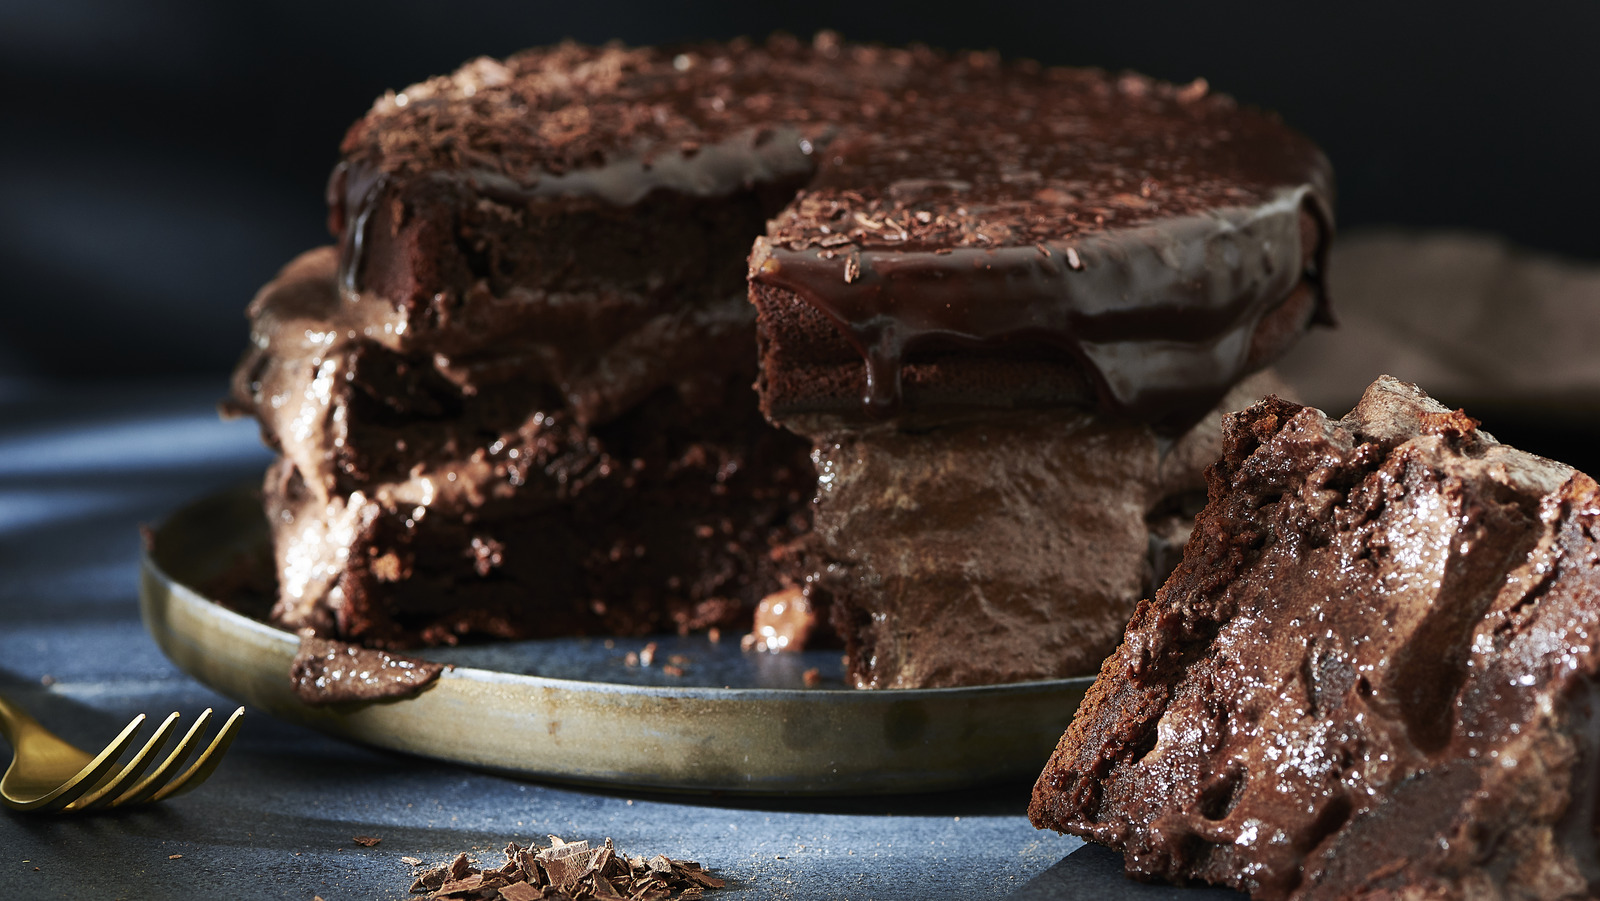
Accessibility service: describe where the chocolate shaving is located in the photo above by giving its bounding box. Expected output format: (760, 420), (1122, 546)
(408, 836), (728, 900)
(436, 874), (484, 896)
(410, 869), (445, 893)
(353, 835), (382, 847)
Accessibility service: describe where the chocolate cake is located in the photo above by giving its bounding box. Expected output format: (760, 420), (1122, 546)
(229, 33), (1333, 686)
(1030, 376), (1600, 899)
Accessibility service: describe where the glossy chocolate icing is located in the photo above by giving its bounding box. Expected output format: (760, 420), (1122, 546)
(1030, 377), (1600, 899)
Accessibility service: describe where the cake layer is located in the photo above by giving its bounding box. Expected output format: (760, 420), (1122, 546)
(807, 373), (1277, 689)
(1029, 376), (1600, 899)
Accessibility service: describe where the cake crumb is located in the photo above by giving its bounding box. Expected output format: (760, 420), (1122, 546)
(803, 668), (822, 687)
(1420, 408), (1482, 437)
(353, 835), (382, 847)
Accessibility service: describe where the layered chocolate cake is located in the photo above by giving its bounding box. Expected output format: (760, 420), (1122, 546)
(1030, 376), (1600, 899)
(229, 34), (1333, 686)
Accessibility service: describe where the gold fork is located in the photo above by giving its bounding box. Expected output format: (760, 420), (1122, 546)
(0, 693), (243, 813)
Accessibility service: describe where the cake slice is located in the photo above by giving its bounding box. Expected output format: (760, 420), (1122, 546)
(1029, 376), (1600, 899)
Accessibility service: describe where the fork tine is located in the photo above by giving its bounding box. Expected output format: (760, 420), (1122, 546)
(67, 712), (181, 811)
(28, 714), (147, 814)
(148, 707), (243, 802)
(111, 708), (212, 807)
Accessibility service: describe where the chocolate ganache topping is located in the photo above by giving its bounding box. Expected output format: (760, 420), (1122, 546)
(324, 35), (1330, 428)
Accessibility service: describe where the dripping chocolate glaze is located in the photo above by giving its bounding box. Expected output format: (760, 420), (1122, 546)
(328, 161), (387, 304)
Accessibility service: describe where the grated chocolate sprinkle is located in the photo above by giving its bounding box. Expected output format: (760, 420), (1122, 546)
(409, 836), (728, 900)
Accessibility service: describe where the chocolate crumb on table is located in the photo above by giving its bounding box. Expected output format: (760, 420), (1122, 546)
(409, 836), (727, 900)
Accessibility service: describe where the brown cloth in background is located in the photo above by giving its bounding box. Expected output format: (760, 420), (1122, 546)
(1280, 230), (1600, 423)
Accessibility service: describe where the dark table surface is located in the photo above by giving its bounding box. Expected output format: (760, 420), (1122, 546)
(0, 377), (1230, 900)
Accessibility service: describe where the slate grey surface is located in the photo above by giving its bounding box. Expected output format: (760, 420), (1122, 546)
(1013, 845), (1244, 901)
(0, 379), (1115, 900)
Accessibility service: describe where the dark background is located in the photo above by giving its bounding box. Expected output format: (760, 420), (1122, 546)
(3, 0), (1596, 383)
